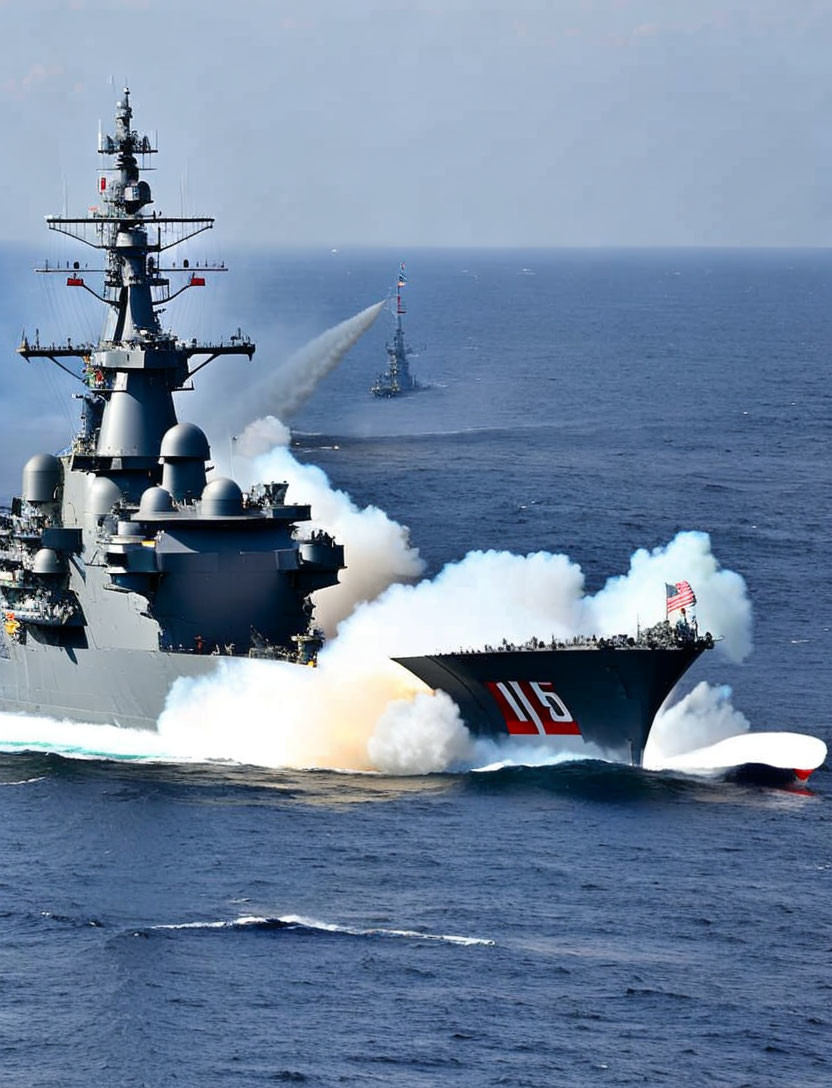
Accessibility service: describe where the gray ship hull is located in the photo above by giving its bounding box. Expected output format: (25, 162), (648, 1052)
(0, 638), (220, 731)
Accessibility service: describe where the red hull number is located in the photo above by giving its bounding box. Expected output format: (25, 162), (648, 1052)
(485, 680), (581, 736)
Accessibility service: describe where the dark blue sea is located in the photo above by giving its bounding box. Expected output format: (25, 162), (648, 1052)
(1, 248), (830, 1086)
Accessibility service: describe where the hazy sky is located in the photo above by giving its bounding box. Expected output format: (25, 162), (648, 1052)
(2, 0), (832, 247)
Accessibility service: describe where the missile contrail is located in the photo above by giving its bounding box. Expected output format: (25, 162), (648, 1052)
(237, 300), (384, 442)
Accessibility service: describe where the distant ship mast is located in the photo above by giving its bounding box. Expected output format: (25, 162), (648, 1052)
(370, 261), (422, 398)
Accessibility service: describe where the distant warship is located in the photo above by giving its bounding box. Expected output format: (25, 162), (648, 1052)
(0, 89), (344, 729)
(2, 92), (722, 769)
(370, 263), (422, 397)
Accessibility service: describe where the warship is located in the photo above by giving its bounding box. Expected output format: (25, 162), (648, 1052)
(370, 263), (421, 397)
(0, 89), (345, 730)
(0, 91), (745, 773)
(399, 621), (713, 766)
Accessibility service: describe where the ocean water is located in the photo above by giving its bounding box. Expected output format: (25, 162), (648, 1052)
(1, 248), (831, 1086)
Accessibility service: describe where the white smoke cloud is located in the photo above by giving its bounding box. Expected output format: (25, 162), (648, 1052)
(246, 444), (426, 635)
(156, 650), (427, 772)
(234, 415), (291, 459)
(332, 530), (751, 664)
(582, 532), (752, 663)
(367, 691), (475, 775)
(644, 681), (751, 765)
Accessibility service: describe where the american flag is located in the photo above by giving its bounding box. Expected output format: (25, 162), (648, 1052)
(666, 580), (696, 616)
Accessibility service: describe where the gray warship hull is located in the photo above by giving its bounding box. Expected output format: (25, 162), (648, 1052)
(396, 644), (706, 765)
(0, 638), (220, 731)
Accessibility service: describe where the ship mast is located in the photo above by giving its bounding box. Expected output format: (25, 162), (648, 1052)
(18, 88), (254, 483)
(392, 260), (407, 370)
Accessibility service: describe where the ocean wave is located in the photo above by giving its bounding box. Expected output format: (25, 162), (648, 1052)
(145, 913), (494, 946)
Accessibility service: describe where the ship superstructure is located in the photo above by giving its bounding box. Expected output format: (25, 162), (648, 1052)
(0, 89), (343, 729)
(371, 262), (421, 397)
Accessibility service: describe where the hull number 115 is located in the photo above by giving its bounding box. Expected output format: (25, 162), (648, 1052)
(485, 680), (581, 736)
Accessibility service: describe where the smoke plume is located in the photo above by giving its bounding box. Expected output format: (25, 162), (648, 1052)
(250, 444), (425, 634)
(235, 300), (384, 431)
(234, 415), (291, 459)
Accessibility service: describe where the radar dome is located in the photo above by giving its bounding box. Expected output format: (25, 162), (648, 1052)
(32, 548), (65, 575)
(138, 486), (174, 517)
(88, 476), (124, 515)
(160, 422), (210, 461)
(22, 453), (61, 503)
(201, 477), (243, 517)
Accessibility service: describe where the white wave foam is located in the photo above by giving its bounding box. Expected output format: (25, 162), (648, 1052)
(652, 731), (828, 776)
(645, 682), (752, 766)
(282, 915), (495, 946)
(0, 712), (182, 763)
(150, 913), (494, 945)
(152, 918), (256, 930)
